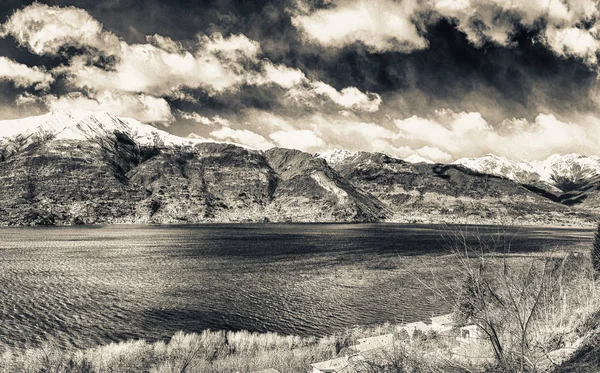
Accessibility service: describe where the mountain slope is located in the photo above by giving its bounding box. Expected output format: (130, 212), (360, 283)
(265, 148), (388, 222)
(0, 110), (387, 224)
(330, 152), (595, 225)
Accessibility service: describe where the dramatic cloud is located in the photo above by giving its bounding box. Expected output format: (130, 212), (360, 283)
(0, 3), (382, 127)
(292, 0), (428, 52)
(60, 32), (260, 95)
(431, 0), (570, 46)
(292, 0), (600, 66)
(3, 1), (600, 160)
(0, 57), (53, 89)
(544, 26), (600, 66)
(0, 3), (120, 55)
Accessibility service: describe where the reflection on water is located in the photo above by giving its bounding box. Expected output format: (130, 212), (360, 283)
(0, 223), (592, 351)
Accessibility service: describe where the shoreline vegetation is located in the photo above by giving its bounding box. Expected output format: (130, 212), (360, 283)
(3, 227), (600, 372)
(0, 217), (596, 228)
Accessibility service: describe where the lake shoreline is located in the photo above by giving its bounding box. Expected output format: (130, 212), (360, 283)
(0, 220), (595, 229)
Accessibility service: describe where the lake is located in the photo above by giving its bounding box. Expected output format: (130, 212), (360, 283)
(0, 223), (593, 351)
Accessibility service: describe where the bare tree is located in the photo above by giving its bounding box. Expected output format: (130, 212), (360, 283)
(402, 225), (585, 373)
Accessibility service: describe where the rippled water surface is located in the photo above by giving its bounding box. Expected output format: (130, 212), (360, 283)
(0, 224), (593, 351)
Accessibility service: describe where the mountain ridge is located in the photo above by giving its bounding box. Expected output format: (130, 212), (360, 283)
(454, 153), (600, 193)
(0, 110), (598, 226)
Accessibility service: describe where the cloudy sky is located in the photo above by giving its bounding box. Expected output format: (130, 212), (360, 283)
(1, 0), (600, 161)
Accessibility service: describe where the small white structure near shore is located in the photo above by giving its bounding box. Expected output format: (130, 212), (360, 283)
(353, 334), (394, 352)
(458, 324), (484, 342)
(430, 313), (453, 331)
(397, 321), (430, 338)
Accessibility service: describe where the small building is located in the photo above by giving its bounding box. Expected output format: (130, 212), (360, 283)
(458, 324), (484, 342)
(430, 313), (454, 330)
(353, 333), (394, 353)
(430, 313), (454, 328)
(397, 321), (430, 338)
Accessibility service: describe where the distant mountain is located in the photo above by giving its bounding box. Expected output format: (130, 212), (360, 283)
(328, 152), (594, 225)
(454, 154), (600, 193)
(0, 110), (597, 226)
(316, 149), (358, 167)
(317, 150), (435, 166)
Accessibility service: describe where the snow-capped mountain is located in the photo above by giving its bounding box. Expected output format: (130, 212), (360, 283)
(317, 149), (437, 166)
(0, 110), (599, 226)
(316, 149), (359, 166)
(454, 153), (600, 192)
(0, 109), (203, 146)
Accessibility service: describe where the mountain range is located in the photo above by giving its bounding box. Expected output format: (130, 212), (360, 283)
(0, 110), (598, 226)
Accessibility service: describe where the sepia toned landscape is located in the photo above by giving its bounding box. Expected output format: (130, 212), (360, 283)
(2, 0), (600, 372)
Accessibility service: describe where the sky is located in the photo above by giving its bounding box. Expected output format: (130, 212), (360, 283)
(1, 0), (600, 161)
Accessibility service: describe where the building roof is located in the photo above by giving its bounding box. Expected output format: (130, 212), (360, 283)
(430, 313), (454, 326)
(400, 321), (429, 331)
(354, 333), (394, 352)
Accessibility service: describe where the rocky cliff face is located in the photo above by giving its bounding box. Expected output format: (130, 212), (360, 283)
(0, 110), (598, 226)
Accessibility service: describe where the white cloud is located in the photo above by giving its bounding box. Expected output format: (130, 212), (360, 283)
(292, 0), (428, 53)
(199, 32), (260, 60)
(0, 57), (53, 89)
(209, 127), (274, 150)
(180, 111), (232, 127)
(43, 91), (174, 124)
(432, 0), (573, 46)
(291, 0), (600, 68)
(269, 129), (325, 151)
(262, 63), (306, 89)
(394, 110), (496, 156)
(286, 81), (382, 112)
(15, 92), (39, 106)
(390, 110), (600, 161)
(61, 32), (258, 95)
(171, 108), (600, 162)
(544, 26), (600, 66)
(0, 3), (120, 55)
(179, 111), (214, 125)
(310, 83), (382, 112)
(416, 146), (452, 162)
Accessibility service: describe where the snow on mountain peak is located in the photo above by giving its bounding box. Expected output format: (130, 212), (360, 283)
(455, 153), (600, 190)
(316, 149), (359, 166)
(0, 109), (205, 146)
